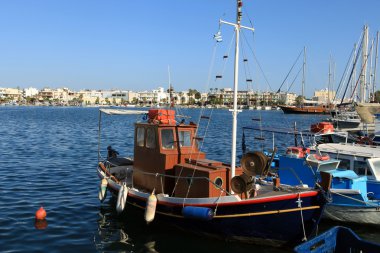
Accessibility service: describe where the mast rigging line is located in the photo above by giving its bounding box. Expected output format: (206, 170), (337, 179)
(341, 35), (364, 104)
(286, 65), (303, 93)
(215, 30), (236, 82)
(240, 39), (253, 89)
(276, 48), (304, 93)
(349, 39), (374, 101)
(333, 30), (364, 104)
(241, 30), (273, 91)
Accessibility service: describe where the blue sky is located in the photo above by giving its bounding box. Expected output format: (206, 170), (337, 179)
(0, 0), (379, 97)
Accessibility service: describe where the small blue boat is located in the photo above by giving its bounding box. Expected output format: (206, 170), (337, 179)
(275, 148), (380, 225)
(294, 226), (380, 253)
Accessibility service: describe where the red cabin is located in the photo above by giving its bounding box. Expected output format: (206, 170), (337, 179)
(133, 109), (241, 197)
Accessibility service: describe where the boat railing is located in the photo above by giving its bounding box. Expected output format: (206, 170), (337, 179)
(101, 163), (231, 196)
(317, 144), (378, 158)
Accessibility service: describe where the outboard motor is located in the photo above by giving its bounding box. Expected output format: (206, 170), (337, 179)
(107, 145), (119, 159)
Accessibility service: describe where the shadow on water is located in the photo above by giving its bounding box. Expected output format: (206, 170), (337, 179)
(95, 197), (287, 253)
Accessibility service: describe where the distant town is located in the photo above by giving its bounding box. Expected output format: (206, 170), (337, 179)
(0, 86), (337, 108)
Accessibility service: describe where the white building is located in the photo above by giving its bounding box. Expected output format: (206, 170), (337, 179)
(23, 87), (39, 97)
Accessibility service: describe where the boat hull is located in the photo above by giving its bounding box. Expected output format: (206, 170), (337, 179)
(279, 105), (329, 114)
(324, 204), (380, 225)
(99, 168), (326, 246)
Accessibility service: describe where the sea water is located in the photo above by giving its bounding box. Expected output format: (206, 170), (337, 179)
(0, 106), (379, 252)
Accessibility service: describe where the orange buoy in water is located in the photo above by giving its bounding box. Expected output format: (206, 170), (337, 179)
(35, 206), (47, 220)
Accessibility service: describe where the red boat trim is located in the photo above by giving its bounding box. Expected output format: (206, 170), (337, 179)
(129, 201), (320, 219)
(128, 190), (319, 208)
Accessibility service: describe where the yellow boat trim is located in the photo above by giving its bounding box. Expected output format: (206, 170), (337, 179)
(214, 205), (320, 218)
(129, 202), (320, 219)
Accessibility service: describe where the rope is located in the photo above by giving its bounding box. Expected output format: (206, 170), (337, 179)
(213, 189), (224, 216)
(171, 41), (218, 197)
(297, 192), (308, 242)
(182, 109), (215, 205)
(241, 31), (273, 91)
(331, 191), (380, 208)
(276, 48), (303, 93)
(215, 30), (236, 82)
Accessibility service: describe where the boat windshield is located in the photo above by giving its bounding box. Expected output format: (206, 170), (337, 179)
(161, 129), (175, 149)
(137, 127), (145, 147)
(354, 160), (373, 177)
(146, 127), (156, 149)
(178, 130), (191, 147)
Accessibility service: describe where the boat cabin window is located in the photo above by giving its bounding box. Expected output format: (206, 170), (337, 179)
(137, 127), (145, 147)
(338, 158), (351, 170)
(161, 129), (175, 149)
(146, 127), (156, 149)
(178, 130), (191, 147)
(354, 160), (372, 176)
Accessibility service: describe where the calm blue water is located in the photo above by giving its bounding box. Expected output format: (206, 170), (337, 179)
(1, 106), (379, 253)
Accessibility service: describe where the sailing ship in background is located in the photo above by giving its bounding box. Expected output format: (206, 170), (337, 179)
(278, 47), (333, 114)
(96, 0), (331, 247)
(329, 26), (380, 133)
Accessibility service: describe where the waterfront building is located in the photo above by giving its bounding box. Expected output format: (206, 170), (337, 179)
(138, 87), (169, 105)
(38, 87), (75, 104)
(278, 92), (297, 105)
(0, 87), (22, 101)
(312, 88), (336, 104)
(23, 87), (39, 98)
(78, 89), (104, 105)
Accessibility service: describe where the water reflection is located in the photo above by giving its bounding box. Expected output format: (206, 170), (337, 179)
(95, 198), (286, 253)
(34, 219), (48, 230)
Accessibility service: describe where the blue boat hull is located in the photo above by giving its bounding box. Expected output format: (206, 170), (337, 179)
(109, 187), (326, 246)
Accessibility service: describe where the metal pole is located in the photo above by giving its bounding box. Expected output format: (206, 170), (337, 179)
(220, 0), (254, 183)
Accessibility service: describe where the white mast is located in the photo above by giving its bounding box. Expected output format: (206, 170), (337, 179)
(369, 38), (374, 101)
(220, 0), (254, 181)
(302, 47), (306, 101)
(328, 55), (332, 105)
(373, 31), (379, 101)
(360, 25), (369, 103)
(352, 43), (358, 101)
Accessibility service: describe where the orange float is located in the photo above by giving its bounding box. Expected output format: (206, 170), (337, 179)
(35, 206), (47, 220)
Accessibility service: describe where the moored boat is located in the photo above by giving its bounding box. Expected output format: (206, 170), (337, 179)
(96, 1), (330, 246)
(97, 108), (330, 246)
(279, 104), (330, 114)
(276, 147), (380, 225)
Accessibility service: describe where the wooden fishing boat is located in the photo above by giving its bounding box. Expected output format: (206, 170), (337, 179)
(97, 108), (330, 246)
(279, 104), (330, 114)
(96, 0), (330, 246)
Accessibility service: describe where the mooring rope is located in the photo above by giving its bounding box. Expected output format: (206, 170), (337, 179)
(297, 192), (308, 242)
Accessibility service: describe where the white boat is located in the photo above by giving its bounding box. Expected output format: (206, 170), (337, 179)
(312, 143), (380, 199)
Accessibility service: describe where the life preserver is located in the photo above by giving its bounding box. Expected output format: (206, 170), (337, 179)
(313, 154), (330, 161)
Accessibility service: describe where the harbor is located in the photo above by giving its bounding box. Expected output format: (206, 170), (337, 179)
(2, 0), (380, 252)
(1, 106), (380, 252)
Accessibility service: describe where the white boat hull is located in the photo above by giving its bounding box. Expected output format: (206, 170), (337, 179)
(324, 204), (380, 225)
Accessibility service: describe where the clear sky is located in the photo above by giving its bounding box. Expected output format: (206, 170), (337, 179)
(0, 0), (379, 97)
